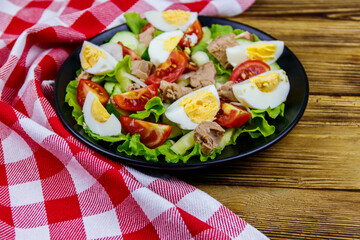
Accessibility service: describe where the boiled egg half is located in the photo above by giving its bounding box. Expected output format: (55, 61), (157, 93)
(232, 70), (290, 110)
(148, 30), (184, 66)
(145, 10), (197, 32)
(165, 85), (220, 130)
(80, 41), (118, 75)
(226, 40), (284, 67)
(83, 92), (121, 136)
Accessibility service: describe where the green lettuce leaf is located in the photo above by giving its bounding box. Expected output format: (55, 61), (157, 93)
(230, 103), (286, 140)
(214, 62), (232, 77)
(112, 55), (132, 92)
(65, 80), (84, 125)
(117, 134), (160, 162)
(84, 127), (128, 143)
(232, 29), (245, 35)
(129, 97), (165, 122)
(210, 24), (233, 38)
(123, 12), (148, 35)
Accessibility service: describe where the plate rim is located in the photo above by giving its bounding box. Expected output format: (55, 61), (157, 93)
(54, 16), (309, 170)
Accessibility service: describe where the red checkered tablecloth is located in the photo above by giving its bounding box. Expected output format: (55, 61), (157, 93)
(0, 0), (269, 239)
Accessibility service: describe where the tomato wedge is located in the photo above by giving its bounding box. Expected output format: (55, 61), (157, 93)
(113, 84), (158, 111)
(117, 41), (141, 61)
(145, 49), (188, 86)
(76, 79), (109, 108)
(178, 20), (203, 47)
(120, 116), (172, 149)
(215, 102), (251, 128)
(229, 60), (270, 83)
(140, 23), (153, 33)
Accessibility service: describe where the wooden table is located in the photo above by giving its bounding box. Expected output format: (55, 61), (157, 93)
(175, 1), (360, 239)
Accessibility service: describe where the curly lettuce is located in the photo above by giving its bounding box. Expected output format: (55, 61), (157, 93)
(129, 97), (165, 122)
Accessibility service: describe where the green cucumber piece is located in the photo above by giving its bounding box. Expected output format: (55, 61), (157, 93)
(201, 26), (212, 43)
(218, 128), (235, 150)
(104, 82), (116, 95)
(270, 62), (281, 70)
(170, 131), (195, 155)
(236, 38), (253, 45)
(162, 115), (182, 139)
(109, 31), (139, 51)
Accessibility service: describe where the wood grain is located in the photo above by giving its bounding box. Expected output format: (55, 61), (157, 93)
(197, 185), (360, 240)
(182, 0), (360, 239)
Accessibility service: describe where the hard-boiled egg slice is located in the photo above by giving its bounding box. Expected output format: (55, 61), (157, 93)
(80, 41), (118, 75)
(83, 92), (121, 136)
(148, 30), (184, 66)
(165, 85), (220, 130)
(100, 42), (123, 61)
(232, 70), (290, 109)
(145, 10), (197, 32)
(226, 40), (284, 67)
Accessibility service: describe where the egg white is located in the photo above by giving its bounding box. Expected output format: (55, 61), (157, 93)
(226, 40), (284, 67)
(80, 41), (118, 75)
(165, 85), (220, 130)
(232, 70), (290, 110)
(145, 10), (197, 32)
(148, 30), (184, 66)
(83, 92), (122, 136)
(100, 42), (123, 61)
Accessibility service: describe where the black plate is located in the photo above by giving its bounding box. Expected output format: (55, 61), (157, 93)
(54, 16), (309, 170)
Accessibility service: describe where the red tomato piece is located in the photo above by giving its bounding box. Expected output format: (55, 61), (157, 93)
(184, 61), (198, 73)
(76, 79), (109, 108)
(120, 116), (172, 149)
(117, 41), (141, 61)
(229, 60), (270, 83)
(236, 31), (254, 41)
(178, 20), (203, 47)
(113, 84), (158, 111)
(140, 23), (153, 33)
(215, 102), (251, 128)
(145, 49), (188, 86)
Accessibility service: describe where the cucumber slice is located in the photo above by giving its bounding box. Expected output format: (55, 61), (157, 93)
(202, 27), (212, 43)
(218, 128), (235, 150)
(109, 31), (139, 51)
(104, 82), (116, 95)
(136, 42), (147, 56)
(191, 51), (210, 66)
(236, 38), (253, 45)
(115, 69), (132, 93)
(170, 131), (195, 155)
(270, 62), (281, 70)
(162, 115), (182, 139)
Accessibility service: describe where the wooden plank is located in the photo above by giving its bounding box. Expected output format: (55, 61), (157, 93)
(195, 185), (360, 240)
(176, 95), (360, 190)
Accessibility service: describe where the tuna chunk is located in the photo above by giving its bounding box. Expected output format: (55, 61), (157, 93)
(126, 83), (141, 92)
(139, 26), (155, 47)
(218, 81), (238, 102)
(190, 62), (216, 89)
(76, 71), (93, 81)
(206, 33), (238, 69)
(131, 60), (154, 81)
(194, 121), (225, 156)
(159, 80), (192, 103)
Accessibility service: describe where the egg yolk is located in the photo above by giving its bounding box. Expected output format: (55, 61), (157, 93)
(247, 42), (276, 62)
(81, 44), (106, 69)
(162, 10), (190, 26)
(250, 72), (281, 93)
(179, 90), (220, 124)
(91, 96), (110, 122)
(163, 35), (182, 52)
